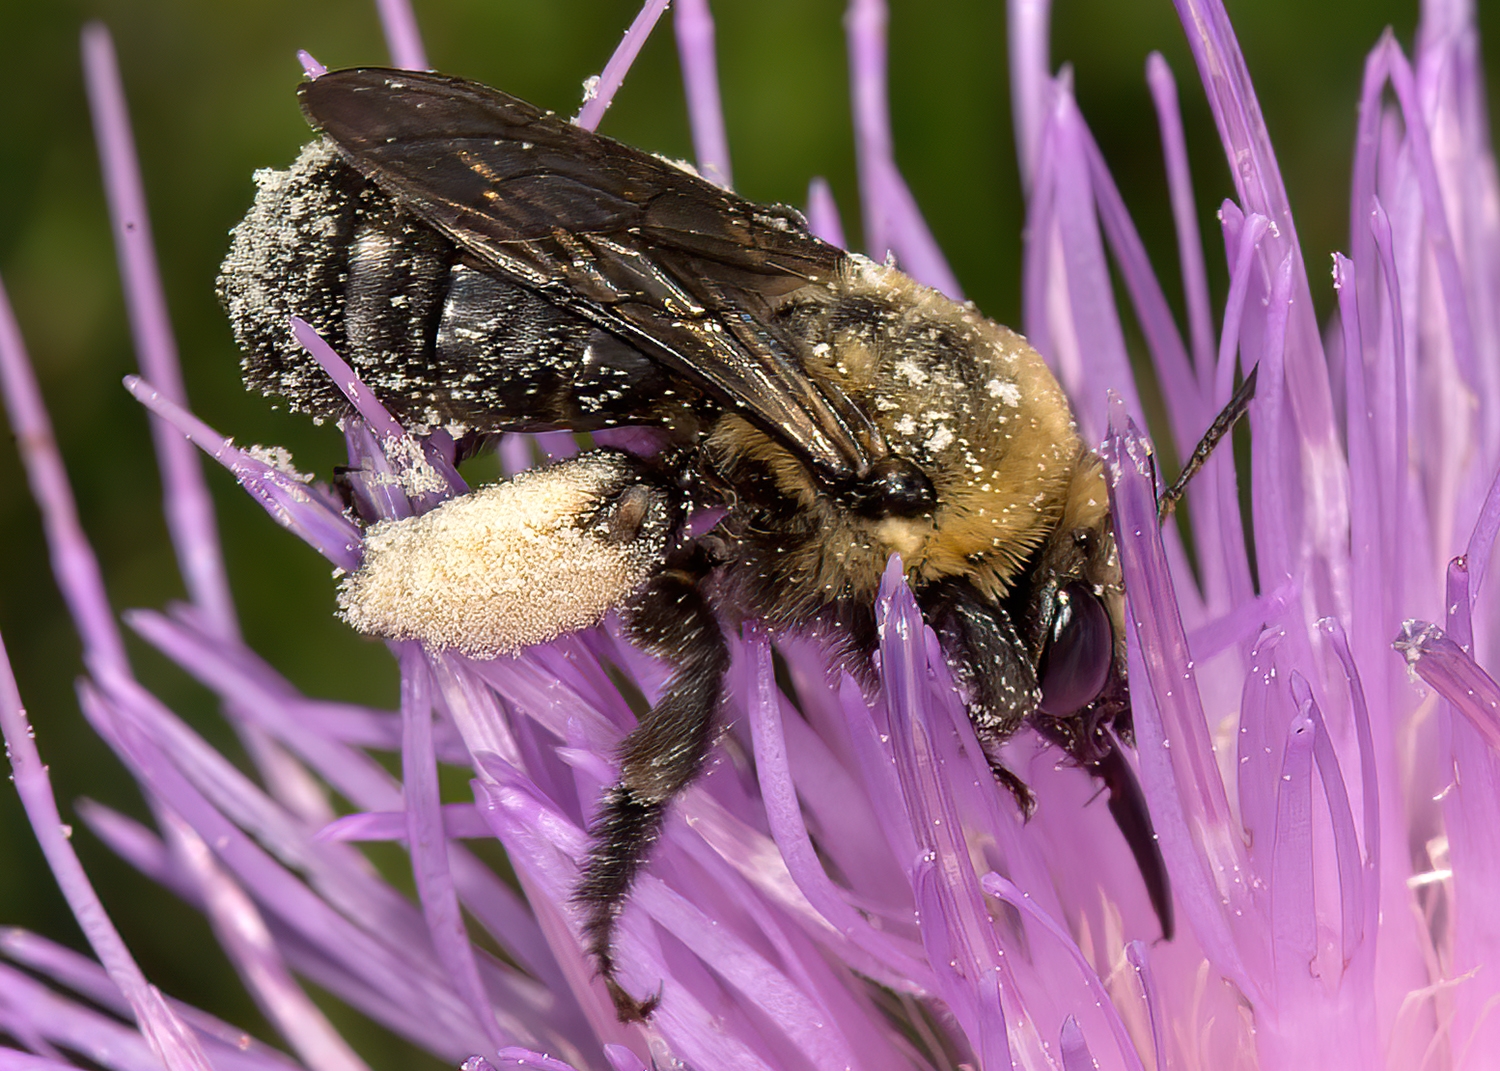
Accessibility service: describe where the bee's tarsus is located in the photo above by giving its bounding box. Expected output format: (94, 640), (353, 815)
(987, 757), (1039, 820)
(604, 978), (661, 1023)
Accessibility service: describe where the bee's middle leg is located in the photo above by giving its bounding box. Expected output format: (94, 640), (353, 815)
(573, 544), (726, 1022)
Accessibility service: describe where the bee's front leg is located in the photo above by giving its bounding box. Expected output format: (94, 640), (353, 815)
(921, 579), (1043, 817)
(574, 543), (726, 1022)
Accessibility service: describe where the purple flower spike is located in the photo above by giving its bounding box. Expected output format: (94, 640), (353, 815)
(1396, 619), (1500, 749)
(844, 0), (962, 297)
(0, 635), (212, 1071)
(125, 376), (362, 571)
(574, 0), (672, 132)
(375, 0), (428, 71)
(673, 0), (732, 189)
(83, 24), (238, 639)
(9, 0), (1500, 1068)
(804, 177), (848, 248)
(298, 51), (327, 79)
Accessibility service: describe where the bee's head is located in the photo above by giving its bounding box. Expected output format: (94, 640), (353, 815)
(1019, 457), (1129, 764)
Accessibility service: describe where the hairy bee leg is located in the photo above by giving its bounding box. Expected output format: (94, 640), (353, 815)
(924, 581), (1041, 817)
(1091, 744), (1174, 940)
(983, 756), (1038, 819)
(574, 546), (727, 1023)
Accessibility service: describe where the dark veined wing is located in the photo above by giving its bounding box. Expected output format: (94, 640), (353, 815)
(299, 67), (885, 487)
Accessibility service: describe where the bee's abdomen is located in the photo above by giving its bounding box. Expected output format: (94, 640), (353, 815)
(219, 140), (685, 437)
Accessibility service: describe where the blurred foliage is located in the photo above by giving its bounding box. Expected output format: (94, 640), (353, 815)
(0, 0), (1477, 1067)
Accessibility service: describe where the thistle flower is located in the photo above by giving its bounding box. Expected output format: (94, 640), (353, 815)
(1, 1), (1498, 1070)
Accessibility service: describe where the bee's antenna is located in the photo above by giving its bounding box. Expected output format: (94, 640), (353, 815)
(1157, 365), (1258, 522)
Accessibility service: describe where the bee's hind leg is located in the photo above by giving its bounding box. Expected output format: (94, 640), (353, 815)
(574, 543), (727, 1022)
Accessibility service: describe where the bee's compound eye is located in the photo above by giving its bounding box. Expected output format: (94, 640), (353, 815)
(1037, 582), (1113, 716)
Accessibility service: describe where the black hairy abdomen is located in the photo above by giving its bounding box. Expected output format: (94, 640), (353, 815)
(218, 141), (679, 435)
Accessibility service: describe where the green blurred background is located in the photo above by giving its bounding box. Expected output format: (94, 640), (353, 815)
(0, 0), (1473, 1065)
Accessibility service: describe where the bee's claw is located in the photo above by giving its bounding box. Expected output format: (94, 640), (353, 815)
(605, 977), (662, 1023)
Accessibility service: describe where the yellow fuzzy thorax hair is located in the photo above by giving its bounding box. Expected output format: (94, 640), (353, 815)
(706, 258), (1095, 607)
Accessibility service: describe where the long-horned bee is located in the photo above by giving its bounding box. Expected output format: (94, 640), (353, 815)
(219, 68), (1173, 1022)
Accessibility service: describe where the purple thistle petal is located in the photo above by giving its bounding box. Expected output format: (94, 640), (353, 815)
(1103, 401), (1260, 1003)
(298, 51), (326, 78)
(317, 805), (489, 842)
(1320, 619), (1382, 961)
(124, 376), (362, 571)
(602, 1044), (648, 1071)
(760, 645), (912, 920)
(1235, 626), (1288, 881)
(75, 676), (573, 1059)
(78, 794), (494, 1059)
(291, 319), (404, 441)
(1146, 52), (1216, 386)
(1082, 126), (1201, 459)
(1244, 248), (1296, 591)
(1295, 672), (1370, 977)
(874, 558), (1019, 1066)
(156, 813), (372, 1071)
(804, 178), (847, 248)
(82, 24), (237, 640)
(111, 618), (558, 1008)
(0, 962), (200, 1071)
(1367, 197), (1411, 594)
(1262, 706), (1320, 1051)
(1023, 79), (1143, 442)
(76, 661), (570, 1040)
(476, 767), (782, 1069)
(575, 0), (672, 132)
(0, 637), (212, 1071)
(1379, 37), (1480, 395)
(1465, 460), (1500, 597)
(374, 0), (428, 71)
(0, 277), (129, 672)
(123, 605), (465, 792)
(1124, 942), (1165, 1068)
(981, 873), (1145, 1071)
(468, 1053), (578, 1071)
(534, 429), (581, 461)
(741, 626), (935, 990)
(1172, 0), (1349, 573)
(1185, 580), (1296, 661)
(1334, 252), (1391, 646)
(1395, 619), (1500, 749)
(1058, 1016), (1096, 1071)
(1006, 0), (1051, 189)
(1203, 208), (1271, 604)
(340, 421), (417, 523)
(158, 604), (400, 747)
(673, 0), (732, 189)
(845, 0), (893, 266)
(844, 0), (962, 296)
(398, 645), (503, 1050)
(0, 930), (303, 1071)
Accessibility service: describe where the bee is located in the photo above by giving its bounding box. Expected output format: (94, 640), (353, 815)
(219, 68), (1175, 1022)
